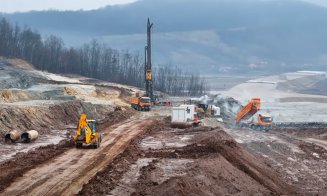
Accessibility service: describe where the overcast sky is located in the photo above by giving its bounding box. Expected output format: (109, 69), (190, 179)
(0, 0), (138, 13)
(0, 0), (326, 13)
(297, 0), (327, 7)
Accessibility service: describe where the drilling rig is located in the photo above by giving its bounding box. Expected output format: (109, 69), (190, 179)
(145, 18), (154, 102)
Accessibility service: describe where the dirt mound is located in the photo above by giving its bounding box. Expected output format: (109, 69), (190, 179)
(0, 90), (37, 103)
(79, 118), (296, 196)
(78, 120), (161, 196)
(64, 86), (80, 96)
(134, 128), (296, 195)
(0, 139), (74, 193)
(98, 109), (136, 130)
(193, 130), (295, 193)
(0, 101), (114, 137)
(7, 58), (35, 70)
(299, 142), (327, 160)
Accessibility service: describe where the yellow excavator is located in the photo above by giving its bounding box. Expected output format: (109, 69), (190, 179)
(73, 114), (102, 148)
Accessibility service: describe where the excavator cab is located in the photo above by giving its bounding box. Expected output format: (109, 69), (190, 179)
(87, 120), (96, 133)
(74, 114), (102, 149)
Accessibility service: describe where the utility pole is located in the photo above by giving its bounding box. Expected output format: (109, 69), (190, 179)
(145, 18), (154, 102)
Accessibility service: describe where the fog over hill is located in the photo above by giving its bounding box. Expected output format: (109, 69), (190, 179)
(2, 0), (327, 74)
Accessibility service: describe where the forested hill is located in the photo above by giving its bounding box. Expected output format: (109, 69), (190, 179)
(0, 18), (207, 96)
(2, 0), (327, 74)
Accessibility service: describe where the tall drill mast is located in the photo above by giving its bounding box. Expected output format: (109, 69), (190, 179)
(145, 18), (154, 102)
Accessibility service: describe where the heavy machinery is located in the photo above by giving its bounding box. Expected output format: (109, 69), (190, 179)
(73, 114), (102, 148)
(235, 98), (273, 131)
(129, 96), (151, 111)
(171, 105), (201, 128)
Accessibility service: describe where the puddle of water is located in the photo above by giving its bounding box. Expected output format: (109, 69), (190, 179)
(140, 134), (194, 150)
(154, 159), (194, 184)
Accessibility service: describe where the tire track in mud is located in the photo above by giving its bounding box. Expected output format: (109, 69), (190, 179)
(304, 138), (327, 150)
(2, 117), (154, 196)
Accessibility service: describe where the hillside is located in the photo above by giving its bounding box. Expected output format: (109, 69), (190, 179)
(2, 0), (327, 74)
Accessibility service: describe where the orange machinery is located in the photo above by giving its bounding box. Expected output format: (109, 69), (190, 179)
(129, 96), (151, 111)
(235, 98), (273, 131)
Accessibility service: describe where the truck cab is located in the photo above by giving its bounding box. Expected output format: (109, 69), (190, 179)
(249, 114), (273, 131)
(129, 96), (151, 111)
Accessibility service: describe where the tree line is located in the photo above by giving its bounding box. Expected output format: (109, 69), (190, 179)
(0, 17), (207, 96)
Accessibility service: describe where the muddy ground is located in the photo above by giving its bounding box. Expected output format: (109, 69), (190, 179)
(0, 58), (140, 165)
(224, 126), (327, 195)
(78, 118), (299, 196)
(2, 112), (326, 195)
(0, 58), (138, 136)
(1, 58), (327, 195)
(0, 140), (74, 192)
(0, 109), (134, 194)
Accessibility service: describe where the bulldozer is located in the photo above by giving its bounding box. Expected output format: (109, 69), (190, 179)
(235, 98), (273, 131)
(73, 114), (102, 148)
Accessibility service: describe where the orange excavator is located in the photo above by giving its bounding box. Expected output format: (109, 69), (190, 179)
(235, 98), (273, 131)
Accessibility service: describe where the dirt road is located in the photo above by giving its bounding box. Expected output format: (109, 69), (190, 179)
(2, 115), (154, 196)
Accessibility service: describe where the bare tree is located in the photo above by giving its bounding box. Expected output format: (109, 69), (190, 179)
(0, 17), (208, 96)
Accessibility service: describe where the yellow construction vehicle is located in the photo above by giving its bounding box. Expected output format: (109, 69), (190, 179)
(73, 114), (102, 148)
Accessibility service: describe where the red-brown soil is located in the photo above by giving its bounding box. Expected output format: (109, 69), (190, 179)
(78, 119), (297, 195)
(0, 140), (74, 192)
(0, 110), (134, 194)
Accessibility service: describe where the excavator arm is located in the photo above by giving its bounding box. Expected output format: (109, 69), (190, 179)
(73, 113), (101, 148)
(235, 98), (261, 122)
(74, 114), (93, 144)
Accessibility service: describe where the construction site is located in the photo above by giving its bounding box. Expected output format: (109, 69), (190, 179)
(0, 54), (326, 195)
(0, 6), (326, 193)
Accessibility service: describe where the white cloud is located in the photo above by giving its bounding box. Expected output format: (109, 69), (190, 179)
(0, 0), (138, 13)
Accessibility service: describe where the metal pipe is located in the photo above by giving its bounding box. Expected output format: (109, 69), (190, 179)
(21, 130), (39, 143)
(4, 130), (21, 142)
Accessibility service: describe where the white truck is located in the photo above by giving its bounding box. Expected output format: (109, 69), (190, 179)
(171, 105), (200, 128)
